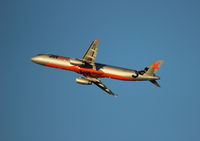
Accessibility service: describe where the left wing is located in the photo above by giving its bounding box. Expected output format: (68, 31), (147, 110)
(82, 40), (100, 65)
(93, 80), (118, 97)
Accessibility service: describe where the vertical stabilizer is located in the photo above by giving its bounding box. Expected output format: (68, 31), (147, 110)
(144, 60), (164, 76)
(143, 60), (164, 87)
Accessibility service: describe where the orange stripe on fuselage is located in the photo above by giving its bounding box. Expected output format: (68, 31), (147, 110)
(45, 64), (134, 81)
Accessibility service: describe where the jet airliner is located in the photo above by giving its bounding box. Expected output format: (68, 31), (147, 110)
(31, 40), (164, 97)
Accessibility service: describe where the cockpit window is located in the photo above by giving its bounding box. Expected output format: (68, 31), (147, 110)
(48, 54), (69, 61)
(49, 55), (58, 58)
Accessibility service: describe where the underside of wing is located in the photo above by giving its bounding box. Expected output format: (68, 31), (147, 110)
(93, 80), (118, 97)
(82, 40), (100, 65)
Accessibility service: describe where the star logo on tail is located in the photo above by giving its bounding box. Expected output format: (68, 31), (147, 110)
(152, 63), (160, 69)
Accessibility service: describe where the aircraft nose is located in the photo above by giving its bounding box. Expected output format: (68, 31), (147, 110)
(31, 56), (40, 63)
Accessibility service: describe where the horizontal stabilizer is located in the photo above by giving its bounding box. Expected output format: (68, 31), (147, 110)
(149, 80), (160, 87)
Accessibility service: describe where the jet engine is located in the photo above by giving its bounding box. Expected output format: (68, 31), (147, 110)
(69, 58), (85, 66)
(75, 77), (92, 85)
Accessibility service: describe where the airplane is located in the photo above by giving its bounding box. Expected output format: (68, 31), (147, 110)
(31, 40), (164, 97)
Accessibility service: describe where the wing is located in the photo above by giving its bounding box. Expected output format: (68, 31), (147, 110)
(93, 80), (118, 97)
(82, 40), (100, 64)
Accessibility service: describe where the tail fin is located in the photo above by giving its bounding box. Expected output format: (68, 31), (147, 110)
(144, 60), (164, 76)
(144, 60), (164, 87)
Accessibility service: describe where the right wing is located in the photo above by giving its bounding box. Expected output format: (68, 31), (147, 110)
(93, 80), (118, 97)
(84, 77), (118, 97)
(82, 40), (100, 65)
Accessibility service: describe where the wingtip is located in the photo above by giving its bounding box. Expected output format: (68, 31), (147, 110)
(113, 94), (118, 97)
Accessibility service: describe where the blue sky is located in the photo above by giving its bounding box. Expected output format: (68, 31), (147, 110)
(1, 0), (200, 141)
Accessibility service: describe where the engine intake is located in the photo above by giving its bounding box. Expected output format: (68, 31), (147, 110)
(70, 58), (85, 66)
(75, 77), (92, 85)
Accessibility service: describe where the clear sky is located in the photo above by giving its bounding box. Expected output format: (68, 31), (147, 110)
(1, 0), (200, 141)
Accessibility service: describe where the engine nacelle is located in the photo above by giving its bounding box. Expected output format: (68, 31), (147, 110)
(69, 58), (85, 66)
(75, 77), (92, 85)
